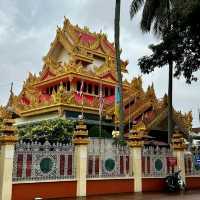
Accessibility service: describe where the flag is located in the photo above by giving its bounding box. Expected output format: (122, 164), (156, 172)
(75, 93), (83, 103)
(99, 83), (104, 117)
(105, 95), (115, 105)
(85, 95), (94, 105)
(115, 85), (120, 120)
(77, 80), (84, 97)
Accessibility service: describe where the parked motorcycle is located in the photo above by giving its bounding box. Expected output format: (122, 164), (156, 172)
(165, 170), (186, 192)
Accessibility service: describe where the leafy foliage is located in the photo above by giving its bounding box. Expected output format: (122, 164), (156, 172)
(17, 118), (75, 143)
(138, 0), (200, 83)
(130, 0), (176, 35)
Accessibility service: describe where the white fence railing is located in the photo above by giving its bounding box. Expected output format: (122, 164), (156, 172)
(13, 139), (192, 181)
(13, 141), (75, 182)
(142, 146), (173, 177)
(87, 138), (131, 178)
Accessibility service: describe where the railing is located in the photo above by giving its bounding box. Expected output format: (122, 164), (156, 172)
(13, 141), (75, 182)
(142, 146), (173, 177)
(185, 152), (200, 176)
(87, 138), (131, 178)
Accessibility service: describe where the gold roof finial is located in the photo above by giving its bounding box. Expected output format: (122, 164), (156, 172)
(6, 82), (14, 108)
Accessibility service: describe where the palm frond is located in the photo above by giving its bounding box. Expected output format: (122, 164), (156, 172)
(130, 0), (145, 19)
(140, 0), (158, 32)
(152, 0), (176, 35)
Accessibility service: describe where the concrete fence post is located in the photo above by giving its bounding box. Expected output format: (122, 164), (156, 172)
(127, 121), (145, 192)
(129, 146), (142, 192)
(0, 119), (17, 200)
(73, 118), (89, 197)
(172, 130), (187, 183)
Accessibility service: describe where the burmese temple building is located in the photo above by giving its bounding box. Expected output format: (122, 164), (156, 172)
(6, 18), (192, 141)
(0, 18), (198, 200)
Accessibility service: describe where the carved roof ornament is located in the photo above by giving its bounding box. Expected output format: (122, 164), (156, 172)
(73, 118), (89, 145)
(123, 79), (130, 86)
(6, 82), (14, 108)
(172, 128), (187, 150)
(163, 94), (168, 107)
(174, 110), (193, 133)
(127, 121), (146, 147)
(146, 83), (157, 101)
(130, 76), (143, 91)
(0, 106), (12, 120)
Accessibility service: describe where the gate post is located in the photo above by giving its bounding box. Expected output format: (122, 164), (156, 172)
(0, 119), (17, 200)
(73, 118), (89, 197)
(172, 130), (187, 183)
(127, 122), (145, 192)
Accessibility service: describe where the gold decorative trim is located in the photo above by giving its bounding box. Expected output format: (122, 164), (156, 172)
(0, 135), (18, 144)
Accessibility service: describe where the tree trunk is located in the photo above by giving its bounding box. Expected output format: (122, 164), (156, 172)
(114, 0), (124, 138)
(168, 58), (173, 144)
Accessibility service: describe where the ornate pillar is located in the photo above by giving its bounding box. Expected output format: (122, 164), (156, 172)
(127, 122), (145, 192)
(172, 130), (187, 183)
(73, 118), (89, 197)
(0, 119), (17, 200)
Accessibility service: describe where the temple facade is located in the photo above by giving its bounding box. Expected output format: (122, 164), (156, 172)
(2, 18), (192, 143)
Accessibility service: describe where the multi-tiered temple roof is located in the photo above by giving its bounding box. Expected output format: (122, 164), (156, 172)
(3, 18), (192, 137)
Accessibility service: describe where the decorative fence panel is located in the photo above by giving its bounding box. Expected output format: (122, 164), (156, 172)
(142, 146), (173, 177)
(185, 152), (200, 176)
(13, 141), (75, 182)
(87, 138), (131, 178)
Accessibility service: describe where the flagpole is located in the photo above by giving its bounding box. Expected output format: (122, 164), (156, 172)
(78, 80), (84, 119)
(99, 81), (103, 138)
(99, 112), (102, 138)
(81, 95), (84, 119)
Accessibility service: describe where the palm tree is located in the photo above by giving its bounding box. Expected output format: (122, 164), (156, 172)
(130, 0), (175, 144)
(114, 0), (124, 138)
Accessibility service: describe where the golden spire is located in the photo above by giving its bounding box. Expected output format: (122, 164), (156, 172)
(6, 82), (14, 108)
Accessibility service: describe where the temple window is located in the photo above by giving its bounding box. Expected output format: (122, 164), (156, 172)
(55, 85), (58, 93)
(83, 82), (87, 92)
(50, 86), (53, 94)
(77, 81), (81, 91)
(63, 82), (66, 89)
(110, 88), (114, 96)
(105, 87), (109, 97)
(88, 83), (92, 94)
(94, 85), (99, 95)
(67, 81), (70, 91)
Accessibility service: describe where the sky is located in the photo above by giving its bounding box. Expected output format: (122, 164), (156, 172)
(0, 0), (200, 127)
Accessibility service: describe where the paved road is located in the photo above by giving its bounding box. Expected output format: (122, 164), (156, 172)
(55, 190), (200, 200)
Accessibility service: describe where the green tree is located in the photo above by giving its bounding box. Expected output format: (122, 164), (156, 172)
(115, 0), (124, 138)
(138, 0), (200, 82)
(17, 118), (74, 143)
(130, 0), (176, 144)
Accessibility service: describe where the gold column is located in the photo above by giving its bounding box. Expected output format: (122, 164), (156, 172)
(172, 130), (187, 183)
(73, 118), (89, 197)
(127, 121), (145, 192)
(0, 119), (17, 200)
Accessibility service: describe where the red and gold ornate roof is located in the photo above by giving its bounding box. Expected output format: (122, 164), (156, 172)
(4, 18), (192, 135)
